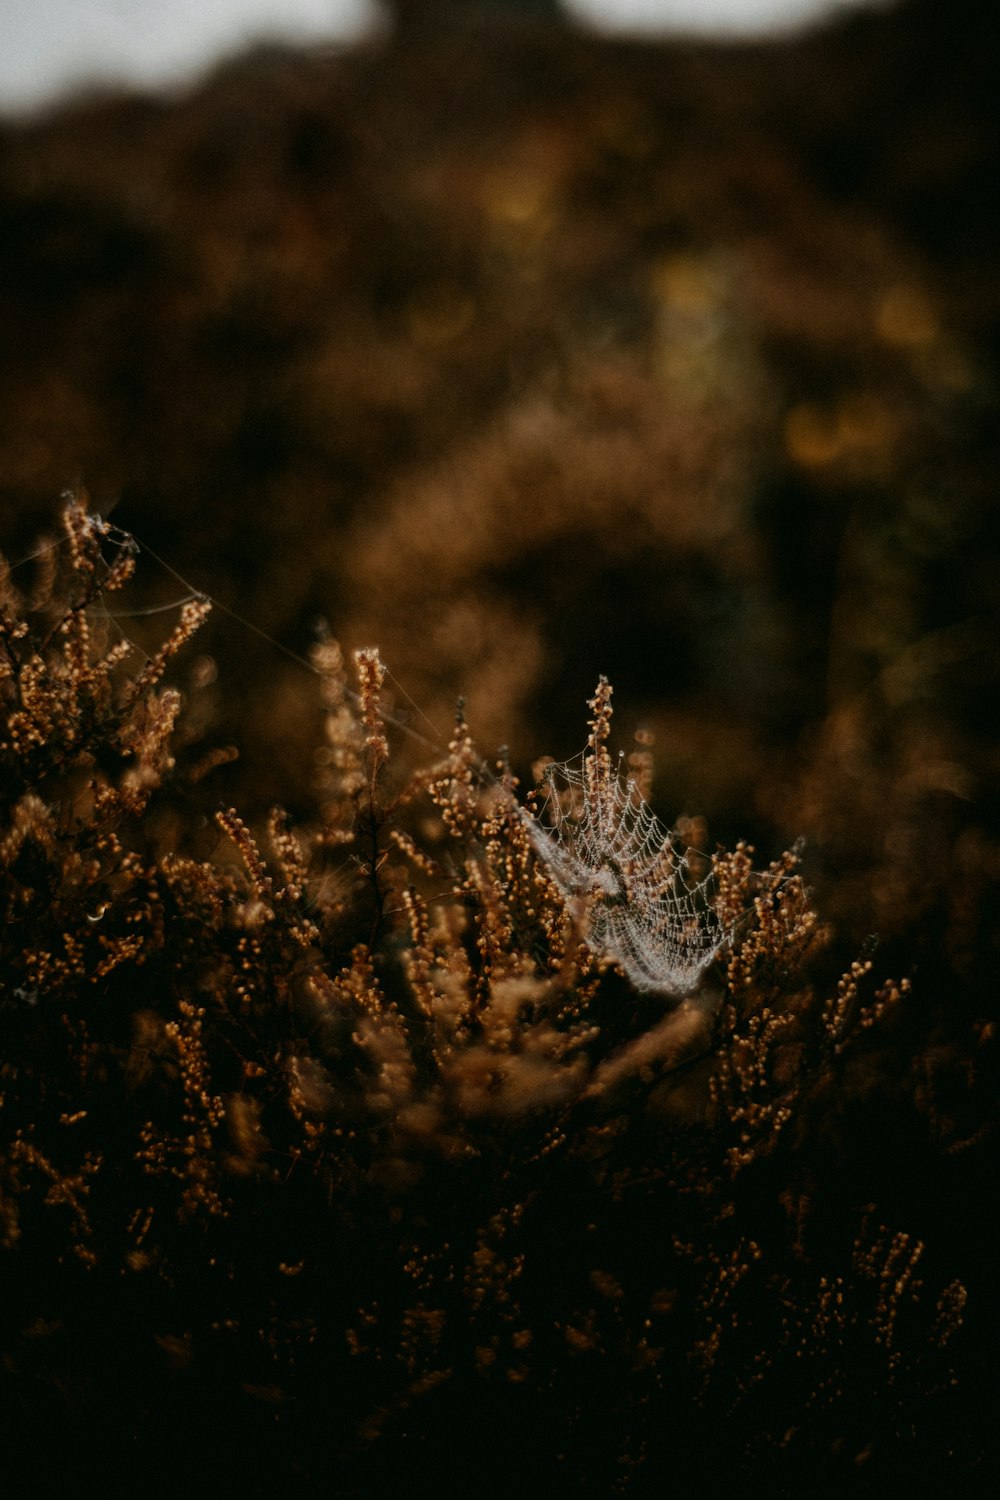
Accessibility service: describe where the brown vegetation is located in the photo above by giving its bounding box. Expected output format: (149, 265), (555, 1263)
(1, 493), (994, 1494)
(0, 0), (997, 1488)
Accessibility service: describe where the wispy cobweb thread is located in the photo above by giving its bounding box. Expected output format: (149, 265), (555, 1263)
(525, 682), (727, 997)
(63, 506), (729, 994)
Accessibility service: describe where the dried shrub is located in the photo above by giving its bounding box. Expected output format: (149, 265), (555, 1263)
(1, 495), (993, 1494)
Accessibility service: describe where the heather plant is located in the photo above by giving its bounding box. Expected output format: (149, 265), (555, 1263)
(0, 496), (990, 1494)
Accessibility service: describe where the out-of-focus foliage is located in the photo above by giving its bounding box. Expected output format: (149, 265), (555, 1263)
(0, 495), (995, 1495)
(0, 0), (997, 1486)
(0, 1), (996, 972)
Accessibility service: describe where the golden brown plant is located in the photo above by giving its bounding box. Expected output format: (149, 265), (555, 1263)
(0, 495), (988, 1495)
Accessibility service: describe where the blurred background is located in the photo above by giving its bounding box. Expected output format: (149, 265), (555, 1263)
(1, 0), (997, 1003)
(2, 3), (886, 114)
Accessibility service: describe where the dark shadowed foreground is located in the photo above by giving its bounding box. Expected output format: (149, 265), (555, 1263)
(0, 494), (994, 1494)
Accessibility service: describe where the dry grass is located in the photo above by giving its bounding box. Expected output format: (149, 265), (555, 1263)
(1, 494), (994, 1494)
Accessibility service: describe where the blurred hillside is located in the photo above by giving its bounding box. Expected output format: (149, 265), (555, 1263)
(1, 0), (997, 984)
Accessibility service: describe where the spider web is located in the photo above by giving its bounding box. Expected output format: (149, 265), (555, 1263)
(526, 749), (728, 997)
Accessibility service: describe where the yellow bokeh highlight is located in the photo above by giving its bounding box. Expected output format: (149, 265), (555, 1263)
(784, 392), (895, 468)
